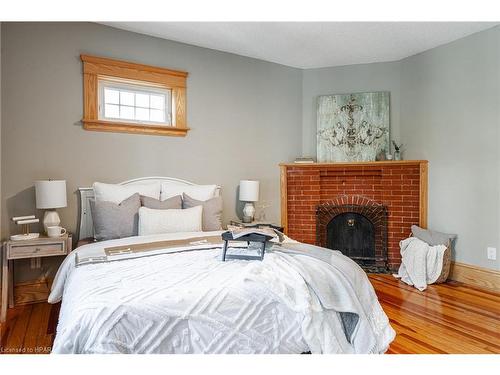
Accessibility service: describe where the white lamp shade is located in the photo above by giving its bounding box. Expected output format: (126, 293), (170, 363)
(239, 180), (260, 202)
(35, 180), (67, 209)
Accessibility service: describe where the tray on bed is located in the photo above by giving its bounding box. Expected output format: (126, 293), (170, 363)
(220, 230), (275, 261)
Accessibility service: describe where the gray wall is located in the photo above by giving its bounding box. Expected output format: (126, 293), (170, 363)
(2, 22), (499, 284)
(400, 26), (500, 270)
(1, 22), (302, 281)
(301, 61), (401, 157)
(301, 26), (500, 271)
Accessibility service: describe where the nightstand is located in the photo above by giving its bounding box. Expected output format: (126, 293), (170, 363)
(229, 220), (284, 233)
(1, 234), (72, 322)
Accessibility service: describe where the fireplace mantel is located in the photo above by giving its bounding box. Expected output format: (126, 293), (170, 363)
(279, 160), (428, 168)
(279, 160), (428, 268)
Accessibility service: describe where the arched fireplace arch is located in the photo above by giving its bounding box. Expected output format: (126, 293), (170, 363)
(316, 195), (388, 271)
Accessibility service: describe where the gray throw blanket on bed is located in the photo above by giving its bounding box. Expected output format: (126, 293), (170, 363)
(262, 242), (392, 353)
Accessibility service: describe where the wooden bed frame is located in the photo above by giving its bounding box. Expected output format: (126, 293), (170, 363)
(77, 176), (221, 241)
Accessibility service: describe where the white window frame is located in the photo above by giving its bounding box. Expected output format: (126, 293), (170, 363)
(98, 80), (173, 126)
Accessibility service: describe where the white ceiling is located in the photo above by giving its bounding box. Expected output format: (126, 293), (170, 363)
(101, 22), (498, 69)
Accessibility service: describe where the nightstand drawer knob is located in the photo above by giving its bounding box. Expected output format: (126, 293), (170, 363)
(35, 248), (41, 252)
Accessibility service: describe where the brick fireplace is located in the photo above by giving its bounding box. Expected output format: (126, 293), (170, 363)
(280, 160), (428, 270)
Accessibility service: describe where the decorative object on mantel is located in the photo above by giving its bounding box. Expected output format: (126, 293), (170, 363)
(294, 156), (316, 164)
(239, 180), (260, 223)
(392, 141), (403, 161)
(10, 215), (40, 241)
(35, 180), (67, 233)
(386, 153), (393, 160)
(317, 92), (390, 162)
(376, 149), (387, 161)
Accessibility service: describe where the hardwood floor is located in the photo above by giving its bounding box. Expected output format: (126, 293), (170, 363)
(0, 302), (58, 354)
(0, 274), (499, 354)
(371, 274), (500, 354)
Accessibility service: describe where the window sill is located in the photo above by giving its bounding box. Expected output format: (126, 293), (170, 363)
(82, 119), (190, 137)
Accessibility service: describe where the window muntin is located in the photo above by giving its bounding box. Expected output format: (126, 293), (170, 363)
(98, 80), (172, 126)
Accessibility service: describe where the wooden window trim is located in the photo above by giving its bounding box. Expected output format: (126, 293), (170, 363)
(81, 54), (189, 137)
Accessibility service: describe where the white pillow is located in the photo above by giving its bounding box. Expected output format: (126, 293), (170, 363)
(160, 183), (217, 201)
(138, 206), (203, 235)
(93, 182), (161, 204)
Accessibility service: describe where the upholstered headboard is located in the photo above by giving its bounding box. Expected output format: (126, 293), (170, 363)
(77, 176), (222, 241)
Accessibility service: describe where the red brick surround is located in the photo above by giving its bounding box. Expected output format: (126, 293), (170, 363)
(280, 161), (428, 269)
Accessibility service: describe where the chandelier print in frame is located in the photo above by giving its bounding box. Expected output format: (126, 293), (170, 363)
(317, 92), (390, 162)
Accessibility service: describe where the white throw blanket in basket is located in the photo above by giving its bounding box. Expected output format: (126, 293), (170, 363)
(394, 237), (447, 291)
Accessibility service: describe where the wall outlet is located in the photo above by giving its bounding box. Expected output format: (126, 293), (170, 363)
(487, 247), (497, 261)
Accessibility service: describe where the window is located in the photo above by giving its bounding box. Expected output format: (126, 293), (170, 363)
(99, 81), (172, 125)
(81, 55), (188, 136)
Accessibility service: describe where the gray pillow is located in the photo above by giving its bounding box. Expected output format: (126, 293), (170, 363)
(141, 195), (182, 209)
(90, 193), (141, 241)
(411, 225), (457, 246)
(182, 193), (222, 231)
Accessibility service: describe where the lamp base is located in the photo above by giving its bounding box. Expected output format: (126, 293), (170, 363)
(242, 202), (256, 223)
(43, 210), (61, 233)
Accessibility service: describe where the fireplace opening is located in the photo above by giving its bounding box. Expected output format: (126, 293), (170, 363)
(316, 197), (388, 272)
(327, 212), (375, 261)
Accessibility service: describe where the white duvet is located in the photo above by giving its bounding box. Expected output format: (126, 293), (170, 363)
(49, 231), (395, 354)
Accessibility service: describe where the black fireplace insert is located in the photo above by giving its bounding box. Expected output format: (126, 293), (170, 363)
(316, 199), (388, 272)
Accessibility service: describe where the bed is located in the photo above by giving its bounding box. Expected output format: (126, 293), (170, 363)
(48, 177), (395, 354)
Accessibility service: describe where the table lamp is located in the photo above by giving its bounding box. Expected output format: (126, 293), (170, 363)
(239, 180), (259, 223)
(35, 180), (67, 233)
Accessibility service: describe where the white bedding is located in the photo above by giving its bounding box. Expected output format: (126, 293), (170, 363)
(49, 231), (395, 354)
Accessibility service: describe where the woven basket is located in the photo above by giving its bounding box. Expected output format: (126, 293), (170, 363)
(434, 240), (452, 284)
(409, 231), (452, 284)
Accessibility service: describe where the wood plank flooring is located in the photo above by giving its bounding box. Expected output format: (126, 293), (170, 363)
(371, 274), (500, 354)
(0, 274), (498, 354)
(0, 302), (57, 354)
